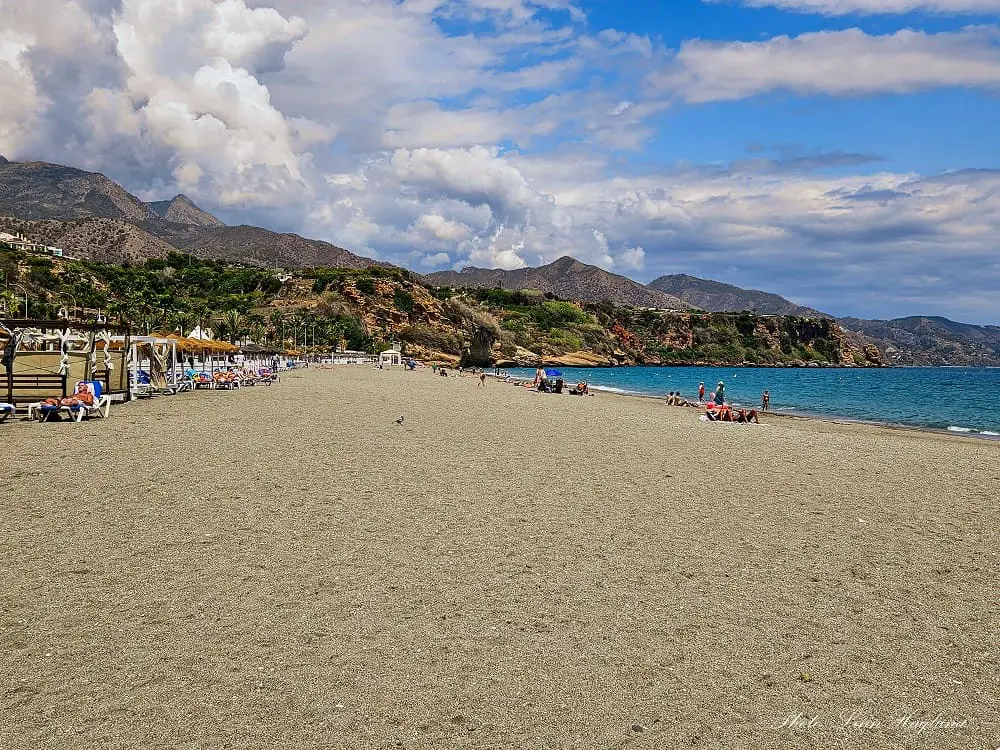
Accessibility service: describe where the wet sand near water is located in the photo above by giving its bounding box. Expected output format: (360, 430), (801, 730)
(3, 366), (998, 749)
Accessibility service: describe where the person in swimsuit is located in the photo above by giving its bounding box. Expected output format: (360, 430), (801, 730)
(762, 390), (770, 412)
(41, 381), (95, 409)
(698, 382), (705, 402)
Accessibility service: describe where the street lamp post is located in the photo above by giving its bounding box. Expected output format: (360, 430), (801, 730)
(60, 292), (79, 320)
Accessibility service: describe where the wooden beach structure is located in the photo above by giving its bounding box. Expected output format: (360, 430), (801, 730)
(1, 318), (130, 406)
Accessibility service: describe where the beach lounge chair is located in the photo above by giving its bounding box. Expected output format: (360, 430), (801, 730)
(213, 371), (241, 390)
(0, 402), (14, 422)
(37, 381), (112, 422)
(194, 372), (214, 390)
(131, 370), (155, 398)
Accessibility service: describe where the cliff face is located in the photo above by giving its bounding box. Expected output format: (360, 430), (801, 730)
(326, 281), (879, 367)
(594, 309), (879, 367)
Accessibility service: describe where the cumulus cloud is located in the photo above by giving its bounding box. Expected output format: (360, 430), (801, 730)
(713, 0), (1000, 15)
(656, 26), (1000, 101)
(419, 251), (452, 267)
(415, 214), (473, 242)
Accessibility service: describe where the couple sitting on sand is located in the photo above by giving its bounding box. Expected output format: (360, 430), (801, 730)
(666, 391), (697, 407)
(705, 402), (760, 423)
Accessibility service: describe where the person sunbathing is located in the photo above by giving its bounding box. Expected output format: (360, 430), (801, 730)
(41, 382), (95, 409)
(704, 403), (733, 421)
(735, 408), (760, 424)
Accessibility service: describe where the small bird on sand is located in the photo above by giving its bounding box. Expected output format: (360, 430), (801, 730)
(394, 415), (405, 425)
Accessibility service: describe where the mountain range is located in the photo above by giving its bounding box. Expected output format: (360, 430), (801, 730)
(0, 159), (376, 269)
(426, 257), (690, 310)
(1, 157), (997, 365)
(647, 274), (826, 318)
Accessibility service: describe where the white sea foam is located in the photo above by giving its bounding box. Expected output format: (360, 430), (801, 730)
(590, 386), (642, 396)
(980, 430), (1000, 436)
(947, 426), (974, 433)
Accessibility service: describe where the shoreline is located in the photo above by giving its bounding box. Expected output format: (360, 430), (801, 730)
(490, 372), (1000, 443)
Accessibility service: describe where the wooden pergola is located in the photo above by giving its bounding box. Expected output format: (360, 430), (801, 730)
(1, 318), (131, 404)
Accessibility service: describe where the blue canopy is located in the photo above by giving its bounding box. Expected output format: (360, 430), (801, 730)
(545, 369), (563, 377)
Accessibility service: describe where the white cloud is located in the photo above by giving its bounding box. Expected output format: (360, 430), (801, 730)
(616, 246), (646, 271)
(716, 0), (1000, 15)
(0, 31), (41, 154)
(656, 26), (1000, 102)
(415, 213), (472, 241)
(419, 251), (452, 267)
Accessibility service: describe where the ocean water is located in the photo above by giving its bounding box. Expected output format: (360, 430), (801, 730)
(506, 366), (1000, 438)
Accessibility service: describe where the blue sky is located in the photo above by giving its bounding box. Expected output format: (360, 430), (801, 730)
(2, 0), (999, 323)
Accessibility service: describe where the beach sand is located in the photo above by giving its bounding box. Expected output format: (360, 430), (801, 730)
(3, 367), (997, 749)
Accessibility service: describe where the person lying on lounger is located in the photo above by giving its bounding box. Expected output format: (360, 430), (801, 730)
(41, 381), (95, 409)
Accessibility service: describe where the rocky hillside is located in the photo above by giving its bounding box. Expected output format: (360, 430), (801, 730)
(0, 160), (157, 223)
(427, 256), (690, 310)
(0, 216), (176, 264)
(148, 194), (224, 228)
(840, 316), (1000, 366)
(648, 273), (826, 317)
(175, 226), (384, 270)
(0, 158), (384, 271)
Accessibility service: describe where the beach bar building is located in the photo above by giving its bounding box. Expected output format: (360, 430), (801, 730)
(379, 347), (403, 367)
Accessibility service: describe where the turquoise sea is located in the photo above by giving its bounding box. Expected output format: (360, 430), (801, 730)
(507, 366), (1000, 438)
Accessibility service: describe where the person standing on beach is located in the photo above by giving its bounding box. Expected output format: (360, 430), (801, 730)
(479, 373), (486, 387)
(762, 390), (770, 412)
(714, 381), (725, 405)
(698, 382), (705, 402)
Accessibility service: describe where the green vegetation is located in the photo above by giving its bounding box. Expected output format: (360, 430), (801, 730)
(0, 245), (859, 365)
(0, 245), (376, 351)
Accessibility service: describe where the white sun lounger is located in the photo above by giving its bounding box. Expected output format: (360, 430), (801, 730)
(38, 381), (112, 422)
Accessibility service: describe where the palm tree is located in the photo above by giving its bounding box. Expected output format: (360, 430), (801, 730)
(169, 310), (195, 336)
(249, 323), (267, 346)
(220, 309), (244, 345)
(0, 290), (16, 317)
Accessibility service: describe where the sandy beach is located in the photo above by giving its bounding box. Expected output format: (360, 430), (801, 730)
(3, 366), (997, 749)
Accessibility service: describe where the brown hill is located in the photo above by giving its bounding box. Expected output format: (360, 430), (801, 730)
(0, 161), (157, 223)
(839, 316), (1000, 366)
(0, 158), (386, 271)
(176, 225), (385, 270)
(0, 216), (176, 264)
(147, 194), (224, 228)
(427, 256), (690, 309)
(648, 273), (827, 317)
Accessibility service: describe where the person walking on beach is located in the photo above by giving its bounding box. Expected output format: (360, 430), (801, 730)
(698, 382), (705, 402)
(762, 390), (770, 412)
